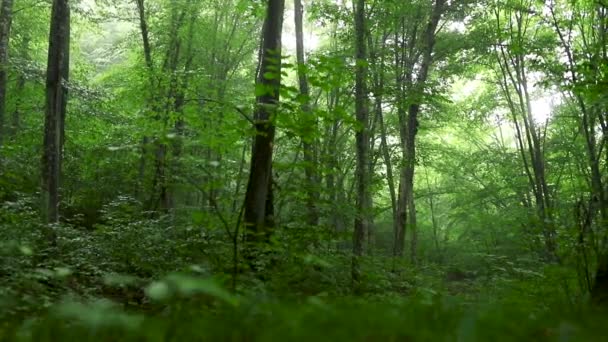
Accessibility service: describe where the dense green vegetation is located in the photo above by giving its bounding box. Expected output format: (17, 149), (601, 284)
(1, 0), (608, 340)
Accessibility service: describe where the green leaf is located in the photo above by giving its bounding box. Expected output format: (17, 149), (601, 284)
(19, 245), (33, 256)
(255, 83), (270, 96)
(263, 72), (278, 80)
(145, 281), (171, 301)
(166, 274), (238, 306)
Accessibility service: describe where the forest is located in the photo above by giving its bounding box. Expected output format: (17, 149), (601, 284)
(1, 0), (608, 340)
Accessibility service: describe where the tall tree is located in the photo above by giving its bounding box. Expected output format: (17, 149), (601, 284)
(352, 0), (371, 284)
(9, 32), (28, 135)
(135, 0), (153, 202)
(393, 0), (445, 261)
(0, 0), (13, 146)
(294, 0), (319, 227)
(41, 0), (70, 228)
(243, 0), (285, 246)
(547, 0), (608, 302)
(493, 2), (556, 260)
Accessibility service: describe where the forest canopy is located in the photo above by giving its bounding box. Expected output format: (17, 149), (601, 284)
(1, 0), (608, 340)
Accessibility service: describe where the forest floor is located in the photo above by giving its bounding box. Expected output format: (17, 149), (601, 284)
(1, 204), (607, 341)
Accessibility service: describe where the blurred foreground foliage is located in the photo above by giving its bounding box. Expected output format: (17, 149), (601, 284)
(1, 201), (607, 341)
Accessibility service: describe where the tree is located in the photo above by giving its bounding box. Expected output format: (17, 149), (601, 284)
(294, 0), (319, 228)
(41, 0), (70, 230)
(492, 1), (556, 260)
(243, 0), (285, 247)
(546, 0), (608, 303)
(0, 0), (13, 146)
(351, 0), (371, 284)
(392, 0), (445, 261)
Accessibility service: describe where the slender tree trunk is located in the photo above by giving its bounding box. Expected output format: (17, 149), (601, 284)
(393, 33), (407, 257)
(408, 0), (444, 263)
(425, 169), (441, 256)
(408, 189), (417, 263)
(171, 10), (196, 208)
(392, 17), (411, 258)
(151, 1), (189, 213)
(41, 0), (70, 230)
(135, 0), (153, 70)
(10, 33), (28, 136)
(294, 0), (319, 227)
(378, 107), (396, 226)
(370, 33), (394, 223)
(243, 0), (285, 246)
(393, 0), (444, 260)
(352, 0), (371, 285)
(548, 2), (608, 301)
(394, 171), (407, 256)
(0, 0), (14, 146)
(494, 8), (556, 259)
(403, 103), (419, 262)
(135, 0), (153, 201)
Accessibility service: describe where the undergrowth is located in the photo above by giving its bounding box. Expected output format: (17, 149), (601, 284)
(1, 198), (605, 341)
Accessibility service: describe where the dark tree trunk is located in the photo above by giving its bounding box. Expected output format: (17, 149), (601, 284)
(405, 0), (444, 263)
(593, 255), (608, 305)
(392, 17), (411, 258)
(135, 0), (153, 70)
(0, 0), (14, 146)
(41, 0), (70, 229)
(243, 0), (285, 245)
(352, 0), (371, 285)
(135, 0), (153, 201)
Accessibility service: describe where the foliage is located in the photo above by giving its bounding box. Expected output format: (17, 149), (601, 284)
(1, 0), (608, 339)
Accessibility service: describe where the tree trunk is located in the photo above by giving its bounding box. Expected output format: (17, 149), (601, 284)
(294, 0), (319, 228)
(0, 0), (14, 146)
(135, 0), (153, 202)
(41, 0), (70, 229)
(135, 0), (153, 70)
(425, 169), (441, 257)
(151, 1), (189, 213)
(378, 106), (396, 228)
(547, 0), (608, 302)
(394, 0), (444, 260)
(592, 257), (608, 305)
(494, 8), (556, 259)
(393, 26), (407, 257)
(243, 0), (285, 245)
(408, 0), (444, 263)
(352, 0), (371, 285)
(370, 32), (394, 231)
(10, 33), (28, 136)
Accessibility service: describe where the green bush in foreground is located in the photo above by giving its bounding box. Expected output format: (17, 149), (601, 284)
(1, 273), (607, 342)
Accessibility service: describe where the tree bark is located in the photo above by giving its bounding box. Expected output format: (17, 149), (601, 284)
(243, 0), (285, 245)
(393, 25), (408, 257)
(135, 0), (153, 70)
(370, 32), (394, 225)
(135, 0), (153, 201)
(294, 0), (319, 228)
(10, 33), (28, 136)
(0, 0), (13, 146)
(393, 0), (444, 260)
(352, 0), (371, 285)
(41, 0), (70, 229)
